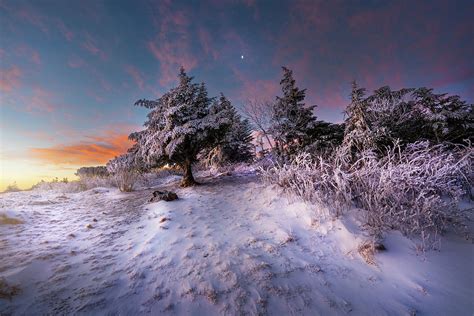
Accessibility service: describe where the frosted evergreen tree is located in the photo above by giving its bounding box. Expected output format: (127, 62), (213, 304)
(205, 94), (253, 165)
(227, 117), (253, 162)
(270, 67), (317, 157)
(341, 80), (376, 159)
(130, 67), (227, 187)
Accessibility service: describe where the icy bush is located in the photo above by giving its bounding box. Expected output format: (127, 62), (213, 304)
(76, 177), (113, 191)
(261, 152), (351, 218)
(106, 153), (141, 192)
(111, 170), (139, 192)
(65, 166), (113, 191)
(351, 141), (472, 248)
(3, 182), (21, 193)
(31, 177), (113, 193)
(262, 141), (473, 249)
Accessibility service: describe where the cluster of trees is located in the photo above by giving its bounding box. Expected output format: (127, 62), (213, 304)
(246, 67), (472, 161)
(242, 67), (345, 159)
(107, 65), (472, 191)
(258, 68), (472, 249)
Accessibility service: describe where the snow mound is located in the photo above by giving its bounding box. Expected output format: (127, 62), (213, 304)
(0, 174), (472, 315)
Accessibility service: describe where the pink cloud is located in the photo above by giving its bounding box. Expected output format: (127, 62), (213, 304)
(224, 31), (248, 52)
(30, 50), (41, 65)
(82, 33), (107, 60)
(241, 0), (260, 20)
(56, 19), (74, 41)
(198, 28), (219, 60)
(67, 56), (86, 68)
(26, 87), (56, 113)
(87, 90), (104, 103)
(16, 5), (49, 34)
(15, 44), (41, 65)
(293, 0), (337, 33)
(98, 77), (112, 92)
(125, 65), (145, 91)
(0, 66), (22, 92)
(148, 41), (197, 86)
(231, 66), (279, 101)
(147, 2), (197, 85)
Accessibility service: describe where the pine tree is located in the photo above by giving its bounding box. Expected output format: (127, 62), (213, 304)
(342, 81), (374, 158)
(130, 67), (226, 187)
(270, 67), (316, 158)
(205, 94), (254, 165)
(305, 120), (345, 157)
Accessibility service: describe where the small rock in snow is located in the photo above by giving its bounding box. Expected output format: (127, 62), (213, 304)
(86, 224), (93, 229)
(159, 217), (170, 223)
(149, 190), (178, 202)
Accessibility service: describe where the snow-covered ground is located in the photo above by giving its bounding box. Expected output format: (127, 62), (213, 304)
(0, 172), (473, 315)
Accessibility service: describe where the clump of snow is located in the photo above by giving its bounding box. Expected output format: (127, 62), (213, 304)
(0, 173), (472, 314)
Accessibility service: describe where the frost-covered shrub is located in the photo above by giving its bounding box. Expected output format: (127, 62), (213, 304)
(111, 170), (139, 192)
(31, 177), (113, 193)
(351, 141), (472, 248)
(106, 152), (142, 192)
(262, 141), (473, 249)
(77, 177), (113, 191)
(72, 166), (112, 191)
(3, 182), (21, 193)
(261, 152), (352, 217)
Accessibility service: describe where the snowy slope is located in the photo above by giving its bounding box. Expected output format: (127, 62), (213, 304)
(0, 173), (473, 315)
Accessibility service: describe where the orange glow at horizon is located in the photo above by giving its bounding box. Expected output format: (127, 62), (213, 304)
(0, 133), (134, 191)
(29, 134), (134, 165)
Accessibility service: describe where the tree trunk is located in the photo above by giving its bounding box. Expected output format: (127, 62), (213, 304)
(181, 160), (197, 187)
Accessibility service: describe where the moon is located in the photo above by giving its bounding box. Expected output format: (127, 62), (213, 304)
(241, 55), (244, 59)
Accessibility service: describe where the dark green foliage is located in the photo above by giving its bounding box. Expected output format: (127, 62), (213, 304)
(270, 67), (317, 158)
(204, 94), (254, 165)
(305, 121), (345, 157)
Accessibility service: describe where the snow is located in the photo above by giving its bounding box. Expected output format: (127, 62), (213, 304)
(0, 172), (473, 315)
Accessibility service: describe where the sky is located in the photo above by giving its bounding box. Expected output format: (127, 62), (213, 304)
(0, 0), (473, 190)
